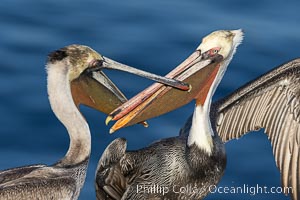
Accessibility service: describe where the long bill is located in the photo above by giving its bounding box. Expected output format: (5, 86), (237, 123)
(107, 49), (224, 133)
(101, 57), (190, 91)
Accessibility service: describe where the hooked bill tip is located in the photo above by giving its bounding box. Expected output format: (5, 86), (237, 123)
(188, 84), (192, 92)
(141, 121), (149, 128)
(109, 128), (115, 134)
(105, 116), (113, 125)
(178, 83), (190, 91)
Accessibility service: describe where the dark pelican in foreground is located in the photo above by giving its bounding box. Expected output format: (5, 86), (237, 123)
(96, 29), (300, 200)
(0, 45), (188, 199)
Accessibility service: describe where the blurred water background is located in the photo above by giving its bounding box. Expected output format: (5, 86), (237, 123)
(0, 0), (299, 199)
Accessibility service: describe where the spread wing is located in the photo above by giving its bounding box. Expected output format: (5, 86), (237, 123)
(212, 58), (300, 200)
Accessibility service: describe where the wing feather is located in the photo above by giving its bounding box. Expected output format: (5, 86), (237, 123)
(213, 58), (300, 200)
(0, 165), (45, 185)
(0, 176), (76, 199)
(95, 138), (128, 200)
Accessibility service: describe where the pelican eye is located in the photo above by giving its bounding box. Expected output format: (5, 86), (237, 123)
(85, 59), (104, 74)
(211, 47), (221, 55)
(89, 59), (103, 68)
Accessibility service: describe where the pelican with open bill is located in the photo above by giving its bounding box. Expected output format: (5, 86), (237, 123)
(99, 29), (300, 200)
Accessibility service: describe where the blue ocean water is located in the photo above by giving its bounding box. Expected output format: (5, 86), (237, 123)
(0, 0), (299, 199)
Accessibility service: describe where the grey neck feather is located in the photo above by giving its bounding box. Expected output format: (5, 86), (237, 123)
(46, 61), (91, 166)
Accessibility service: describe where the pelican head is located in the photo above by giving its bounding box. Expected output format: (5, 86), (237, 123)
(198, 29), (243, 61)
(194, 29), (244, 106)
(46, 45), (123, 122)
(48, 45), (104, 81)
(106, 30), (243, 132)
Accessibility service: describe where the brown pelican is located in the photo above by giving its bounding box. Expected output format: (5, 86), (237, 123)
(0, 44), (189, 199)
(96, 29), (299, 200)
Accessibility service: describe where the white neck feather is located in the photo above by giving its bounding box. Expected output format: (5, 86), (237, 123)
(47, 61), (91, 165)
(187, 59), (230, 155)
